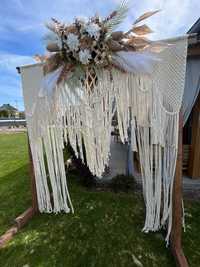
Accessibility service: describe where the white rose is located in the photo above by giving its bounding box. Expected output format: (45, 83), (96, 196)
(79, 49), (92, 64)
(85, 23), (100, 40)
(66, 33), (79, 51)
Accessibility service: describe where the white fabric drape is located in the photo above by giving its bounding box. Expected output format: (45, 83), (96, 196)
(182, 58), (200, 125)
(20, 36), (188, 244)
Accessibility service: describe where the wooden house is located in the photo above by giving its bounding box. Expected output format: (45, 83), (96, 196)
(183, 18), (200, 178)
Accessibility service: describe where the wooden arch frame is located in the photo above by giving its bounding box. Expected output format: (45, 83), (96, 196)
(0, 51), (192, 267)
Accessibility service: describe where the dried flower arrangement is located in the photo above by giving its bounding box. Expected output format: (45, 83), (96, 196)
(39, 1), (162, 84)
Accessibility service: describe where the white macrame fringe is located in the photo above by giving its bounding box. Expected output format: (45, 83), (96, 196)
(21, 36), (188, 244)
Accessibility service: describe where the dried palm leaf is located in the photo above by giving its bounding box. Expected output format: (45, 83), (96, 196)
(144, 41), (173, 53)
(132, 24), (153, 35)
(103, 11), (117, 23)
(51, 17), (65, 31)
(45, 18), (65, 38)
(34, 54), (47, 62)
(127, 36), (151, 51)
(43, 53), (63, 75)
(105, 0), (130, 37)
(65, 25), (78, 34)
(134, 10), (160, 25)
(57, 63), (74, 84)
(127, 36), (151, 45)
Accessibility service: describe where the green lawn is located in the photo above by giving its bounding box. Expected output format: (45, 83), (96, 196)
(0, 133), (199, 267)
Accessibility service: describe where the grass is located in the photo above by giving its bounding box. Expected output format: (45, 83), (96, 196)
(0, 133), (199, 267)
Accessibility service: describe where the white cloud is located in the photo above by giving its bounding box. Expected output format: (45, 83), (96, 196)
(126, 0), (199, 39)
(0, 54), (35, 73)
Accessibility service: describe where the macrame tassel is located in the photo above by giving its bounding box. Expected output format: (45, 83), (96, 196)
(131, 117), (137, 152)
(60, 69), (116, 177)
(30, 138), (52, 213)
(125, 46), (187, 243)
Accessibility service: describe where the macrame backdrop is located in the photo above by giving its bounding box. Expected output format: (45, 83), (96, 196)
(21, 36), (188, 243)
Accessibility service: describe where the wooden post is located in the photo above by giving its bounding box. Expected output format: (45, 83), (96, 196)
(15, 136), (38, 229)
(170, 112), (189, 267)
(28, 137), (38, 212)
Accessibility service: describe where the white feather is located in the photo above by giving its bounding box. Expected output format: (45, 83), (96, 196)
(112, 51), (161, 74)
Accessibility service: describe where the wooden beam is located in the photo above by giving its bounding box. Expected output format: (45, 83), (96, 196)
(0, 226), (18, 248)
(15, 207), (36, 229)
(188, 94), (200, 178)
(170, 112), (189, 267)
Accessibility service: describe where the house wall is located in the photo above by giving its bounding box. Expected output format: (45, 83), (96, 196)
(188, 93), (200, 178)
(185, 43), (200, 178)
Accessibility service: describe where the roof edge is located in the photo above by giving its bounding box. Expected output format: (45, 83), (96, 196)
(188, 18), (200, 34)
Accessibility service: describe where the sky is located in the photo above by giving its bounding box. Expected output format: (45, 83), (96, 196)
(0, 0), (199, 111)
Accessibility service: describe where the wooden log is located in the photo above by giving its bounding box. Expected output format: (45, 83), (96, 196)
(15, 207), (36, 229)
(0, 226), (18, 248)
(170, 112), (189, 267)
(0, 207), (36, 248)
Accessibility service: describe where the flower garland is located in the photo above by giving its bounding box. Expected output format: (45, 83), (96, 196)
(38, 1), (164, 84)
